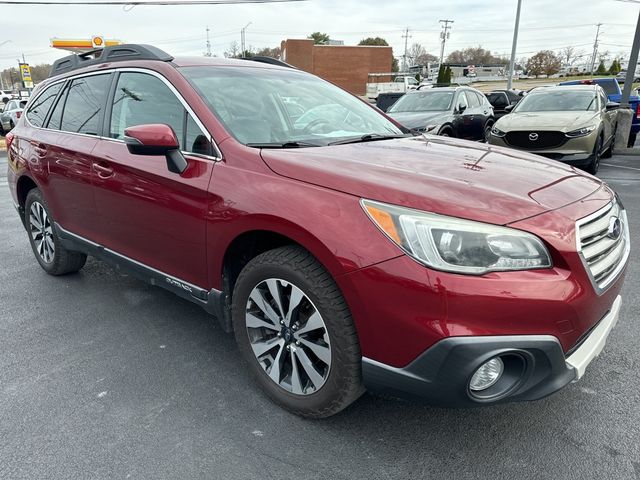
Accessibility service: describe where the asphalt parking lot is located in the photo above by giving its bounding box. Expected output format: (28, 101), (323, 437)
(1, 150), (639, 480)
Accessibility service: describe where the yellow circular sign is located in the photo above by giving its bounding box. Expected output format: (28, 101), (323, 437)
(92, 36), (104, 47)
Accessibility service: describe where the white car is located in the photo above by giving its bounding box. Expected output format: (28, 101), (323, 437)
(0, 98), (27, 134)
(1, 90), (14, 104)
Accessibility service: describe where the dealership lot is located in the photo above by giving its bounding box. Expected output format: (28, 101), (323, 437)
(0, 150), (639, 479)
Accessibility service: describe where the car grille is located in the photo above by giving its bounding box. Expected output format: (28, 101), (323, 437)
(504, 131), (567, 150)
(576, 201), (630, 290)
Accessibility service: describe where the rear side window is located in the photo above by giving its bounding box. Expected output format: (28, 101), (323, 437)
(25, 82), (63, 128)
(59, 74), (111, 135)
(109, 72), (212, 155)
(487, 93), (508, 107)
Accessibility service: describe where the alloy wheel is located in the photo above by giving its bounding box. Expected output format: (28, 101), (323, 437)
(245, 278), (331, 395)
(29, 201), (55, 263)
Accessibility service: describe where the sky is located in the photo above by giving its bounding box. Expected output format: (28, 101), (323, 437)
(0, 0), (638, 71)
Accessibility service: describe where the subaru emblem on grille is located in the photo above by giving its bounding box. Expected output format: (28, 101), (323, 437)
(529, 132), (539, 141)
(607, 217), (622, 240)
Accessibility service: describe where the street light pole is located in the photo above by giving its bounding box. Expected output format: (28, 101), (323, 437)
(507, 0), (523, 90)
(241, 21), (252, 58)
(621, 8), (640, 107)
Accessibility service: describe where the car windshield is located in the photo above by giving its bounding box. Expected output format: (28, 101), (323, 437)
(388, 91), (454, 113)
(514, 90), (597, 112)
(181, 66), (403, 146)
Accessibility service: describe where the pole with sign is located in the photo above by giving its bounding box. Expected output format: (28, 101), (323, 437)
(19, 62), (33, 90)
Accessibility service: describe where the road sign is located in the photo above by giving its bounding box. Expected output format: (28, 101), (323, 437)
(19, 63), (33, 89)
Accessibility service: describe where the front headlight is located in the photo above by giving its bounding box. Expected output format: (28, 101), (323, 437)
(491, 126), (506, 137)
(425, 124), (439, 132)
(566, 125), (596, 138)
(362, 200), (552, 274)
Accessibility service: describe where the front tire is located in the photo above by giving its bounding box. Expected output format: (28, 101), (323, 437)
(232, 246), (364, 418)
(25, 189), (87, 275)
(585, 135), (603, 175)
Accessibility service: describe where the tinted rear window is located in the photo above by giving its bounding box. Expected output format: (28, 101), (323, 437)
(59, 74), (111, 135)
(25, 82), (63, 128)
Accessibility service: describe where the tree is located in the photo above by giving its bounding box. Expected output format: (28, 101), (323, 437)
(308, 32), (330, 45)
(407, 43), (437, 67)
(526, 50), (562, 77)
(255, 46), (281, 58)
(358, 37), (389, 46)
(609, 58), (622, 76)
(224, 41), (241, 58)
(444, 66), (452, 84)
(596, 60), (607, 75)
(391, 57), (399, 72)
(436, 64), (446, 83)
(446, 46), (506, 65)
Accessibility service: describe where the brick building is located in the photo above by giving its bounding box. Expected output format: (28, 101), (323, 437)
(280, 39), (393, 96)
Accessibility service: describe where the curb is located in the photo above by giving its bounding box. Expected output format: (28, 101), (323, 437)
(614, 148), (640, 157)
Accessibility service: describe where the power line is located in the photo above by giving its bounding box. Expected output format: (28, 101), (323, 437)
(0, 0), (304, 4)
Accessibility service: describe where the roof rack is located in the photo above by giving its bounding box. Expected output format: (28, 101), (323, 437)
(49, 44), (174, 78)
(246, 56), (297, 69)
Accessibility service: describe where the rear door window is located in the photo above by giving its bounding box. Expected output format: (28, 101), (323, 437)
(26, 83), (63, 128)
(59, 74), (111, 135)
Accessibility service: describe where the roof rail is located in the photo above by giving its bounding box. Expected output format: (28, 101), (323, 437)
(49, 44), (174, 78)
(246, 56), (297, 69)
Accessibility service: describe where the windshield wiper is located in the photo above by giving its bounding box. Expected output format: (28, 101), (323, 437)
(246, 141), (321, 149)
(328, 134), (409, 146)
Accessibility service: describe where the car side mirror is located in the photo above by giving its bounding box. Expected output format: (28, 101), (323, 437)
(124, 124), (187, 174)
(457, 104), (467, 114)
(504, 104), (516, 113)
(606, 102), (620, 111)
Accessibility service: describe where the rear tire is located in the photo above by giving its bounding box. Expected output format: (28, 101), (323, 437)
(232, 245), (364, 418)
(24, 189), (87, 275)
(628, 132), (637, 149)
(483, 123), (493, 143)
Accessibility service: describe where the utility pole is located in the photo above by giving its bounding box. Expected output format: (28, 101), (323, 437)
(439, 19), (454, 68)
(205, 26), (212, 57)
(402, 27), (411, 72)
(241, 22), (252, 58)
(507, 0), (523, 90)
(621, 9), (640, 107)
(590, 23), (603, 74)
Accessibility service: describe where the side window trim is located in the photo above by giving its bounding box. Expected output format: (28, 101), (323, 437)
(112, 67), (222, 160)
(23, 79), (66, 129)
(44, 79), (70, 129)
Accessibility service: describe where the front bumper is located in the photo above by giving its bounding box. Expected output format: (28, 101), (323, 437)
(363, 295), (621, 407)
(489, 130), (598, 166)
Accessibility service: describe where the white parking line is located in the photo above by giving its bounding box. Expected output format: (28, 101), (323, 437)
(601, 163), (640, 172)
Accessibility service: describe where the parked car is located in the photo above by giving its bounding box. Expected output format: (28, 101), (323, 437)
(485, 89), (523, 118)
(7, 45), (629, 417)
(559, 78), (640, 147)
(489, 85), (618, 174)
(1, 89), (14, 104)
(0, 98), (27, 134)
(366, 74), (418, 100)
(387, 86), (495, 141)
(617, 68), (640, 84)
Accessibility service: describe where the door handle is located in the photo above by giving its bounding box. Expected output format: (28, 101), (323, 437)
(31, 142), (47, 157)
(93, 162), (114, 178)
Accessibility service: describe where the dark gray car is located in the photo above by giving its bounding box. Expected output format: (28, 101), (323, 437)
(387, 86), (495, 141)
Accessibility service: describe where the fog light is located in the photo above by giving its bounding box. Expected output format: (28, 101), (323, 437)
(469, 357), (504, 392)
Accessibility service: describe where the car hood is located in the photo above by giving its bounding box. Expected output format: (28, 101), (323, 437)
(260, 136), (606, 225)
(496, 111), (599, 132)
(387, 111), (449, 129)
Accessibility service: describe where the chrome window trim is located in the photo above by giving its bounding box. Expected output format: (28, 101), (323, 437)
(113, 67), (223, 161)
(23, 67), (223, 162)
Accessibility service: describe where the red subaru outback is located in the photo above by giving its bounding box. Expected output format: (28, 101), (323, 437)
(6, 45), (629, 417)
